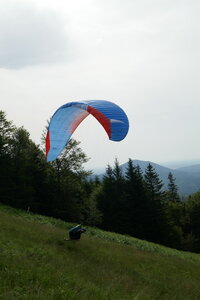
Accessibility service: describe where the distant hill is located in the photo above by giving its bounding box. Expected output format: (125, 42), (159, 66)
(94, 160), (200, 196)
(120, 160), (172, 177)
(161, 159), (200, 169)
(176, 164), (200, 173)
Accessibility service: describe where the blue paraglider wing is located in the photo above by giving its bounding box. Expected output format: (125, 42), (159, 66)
(46, 100), (129, 162)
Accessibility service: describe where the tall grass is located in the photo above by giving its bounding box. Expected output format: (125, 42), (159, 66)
(0, 203), (200, 300)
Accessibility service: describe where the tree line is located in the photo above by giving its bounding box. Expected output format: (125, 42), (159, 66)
(1, 110), (200, 252)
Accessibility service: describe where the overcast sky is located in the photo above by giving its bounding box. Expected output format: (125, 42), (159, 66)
(1, 0), (200, 170)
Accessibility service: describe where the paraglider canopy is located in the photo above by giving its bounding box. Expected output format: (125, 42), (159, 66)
(46, 100), (129, 162)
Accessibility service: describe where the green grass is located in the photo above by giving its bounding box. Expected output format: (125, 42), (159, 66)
(0, 203), (200, 300)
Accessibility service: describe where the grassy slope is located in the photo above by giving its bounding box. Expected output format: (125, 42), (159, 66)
(0, 204), (200, 300)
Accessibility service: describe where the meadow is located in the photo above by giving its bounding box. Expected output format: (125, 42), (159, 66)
(0, 203), (200, 300)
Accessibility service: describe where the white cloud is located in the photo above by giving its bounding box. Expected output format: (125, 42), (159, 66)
(0, 0), (69, 69)
(1, 0), (200, 169)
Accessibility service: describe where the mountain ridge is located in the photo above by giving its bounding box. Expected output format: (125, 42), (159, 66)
(93, 160), (200, 196)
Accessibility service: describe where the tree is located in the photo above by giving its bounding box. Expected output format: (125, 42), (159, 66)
(162, 172), (184, 249)
(9, 127), (49, 212)
(124, 159), (148, 238)
(0, 110), (102, 225)
(98, 163), (115, 230)
(144, 164), (164, 201)
(82, 180), (103, 226)
(182, 192), (200, 252)
(143, 164), (169, 244)
(98, 159), (127, 233)
(44, 138), (91, 222)
(0, 111), (15, 204)
(0, 111), (15, 153)
(41, 119), (91, 221)
(166, 172), (180, 202)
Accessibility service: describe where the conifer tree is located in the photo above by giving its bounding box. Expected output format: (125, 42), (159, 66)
(10, 127), (48, 211)
(112, 158), (127, 233)
(98, 159), (126, 233)
(183, 192), (200, 252)
(143, 164), (169, 244)
(113, 158), (123, 182)
(97, 164), (114, 230)
(164, 172), (181, 247)
(124, 159), (148, 237)
(0, 111), (15, 204)
(104, 164), (114, 182)
(167, 172), (180, 202)
(144, 163), (164, 201)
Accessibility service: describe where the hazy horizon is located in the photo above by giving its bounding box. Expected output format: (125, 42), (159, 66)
(1, 0), (200, 170)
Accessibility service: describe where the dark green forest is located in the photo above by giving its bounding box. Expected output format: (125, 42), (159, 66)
(1, 110), (200, 252)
